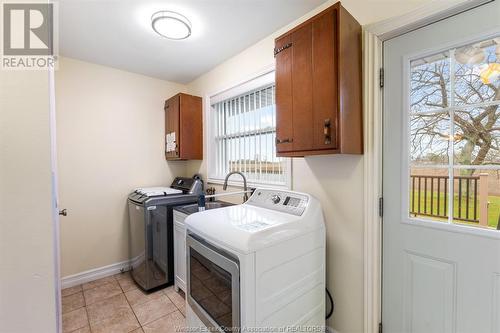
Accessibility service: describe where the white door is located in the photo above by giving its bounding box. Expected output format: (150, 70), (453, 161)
(383, 2), (500, 333)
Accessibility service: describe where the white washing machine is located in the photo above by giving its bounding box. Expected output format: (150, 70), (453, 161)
(185, 188), (326, 332)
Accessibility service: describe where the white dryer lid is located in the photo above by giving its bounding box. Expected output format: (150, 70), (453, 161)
(185, 198), (324, 254)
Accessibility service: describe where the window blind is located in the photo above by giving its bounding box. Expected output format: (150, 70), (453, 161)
(211, 83), (288, 185)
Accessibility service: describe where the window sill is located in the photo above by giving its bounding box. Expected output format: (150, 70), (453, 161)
(207, 178), (290, 190)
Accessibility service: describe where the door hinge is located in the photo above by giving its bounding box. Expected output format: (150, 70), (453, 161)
(379, 68), (384, 88)
(378, 197), (383, 218)
(378, 322), (383, 333)
(274, 43), (292, 57)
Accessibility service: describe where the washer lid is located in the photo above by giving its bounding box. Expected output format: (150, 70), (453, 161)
(185, 196), (324, 254)
(134, 187), (182, 197)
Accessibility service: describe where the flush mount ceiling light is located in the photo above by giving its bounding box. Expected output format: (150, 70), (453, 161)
(151, 11), (191, 40)
(455, 45), (486, 65)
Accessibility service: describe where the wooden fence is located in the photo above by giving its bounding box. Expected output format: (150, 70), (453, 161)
(410, 173), (489, 227)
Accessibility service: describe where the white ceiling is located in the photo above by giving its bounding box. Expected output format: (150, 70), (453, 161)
(58, 0), (329, 83)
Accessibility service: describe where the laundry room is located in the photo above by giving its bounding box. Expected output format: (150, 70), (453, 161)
(1, 1), (499, 333)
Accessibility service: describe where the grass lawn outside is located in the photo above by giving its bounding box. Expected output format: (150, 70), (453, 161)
(410, 191), (500, 229)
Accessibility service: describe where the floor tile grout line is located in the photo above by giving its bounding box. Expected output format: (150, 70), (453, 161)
(83, 280), (120, 292)
(164, 290), (186, 317)
(138, 309), (184, 331)
(167, 295), (183, 314)
(61, 287), (82, 298)
(128, 290), (171, 326)
(141, 307), (178, 327)
(63, 301), (89, 333)
(84, 301), (91, 332)
(128, 287), (184, 328)
(123, 286), (143, 331)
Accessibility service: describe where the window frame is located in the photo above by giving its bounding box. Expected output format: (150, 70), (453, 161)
(401, 31), (500, 239)
(206, 65), (292, 189)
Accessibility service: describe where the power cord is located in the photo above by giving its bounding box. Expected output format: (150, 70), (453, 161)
(326, 288), (334, 319)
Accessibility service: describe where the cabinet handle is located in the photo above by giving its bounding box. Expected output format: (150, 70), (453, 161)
(276, 138), (293, 144)
(274, 43), (292, 57)
(324, 119), (332, 145)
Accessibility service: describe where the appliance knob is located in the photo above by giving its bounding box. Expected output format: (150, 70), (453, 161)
(271, 195), (281, 204)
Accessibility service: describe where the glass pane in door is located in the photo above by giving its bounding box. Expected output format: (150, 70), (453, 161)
(409, 167), (450, 223)
(410, 52), (450, 113)
(454, 36), (500, 105)
(452, 168), (500, 229)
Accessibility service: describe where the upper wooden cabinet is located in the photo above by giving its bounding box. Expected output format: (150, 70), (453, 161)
(274, 3), (362, 157)
(164, 93), (202, 160)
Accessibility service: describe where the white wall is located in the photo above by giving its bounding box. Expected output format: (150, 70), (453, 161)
(0, 70), (58, 332)
(56, 57), (188, 277)
(186, 1), (432, 331)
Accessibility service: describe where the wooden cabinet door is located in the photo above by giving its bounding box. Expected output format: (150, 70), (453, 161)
(312, 9), (338, 150)
(291, 22), (314, 152)
(179, 94), (202, 160)
(275, 34), (294, 153)
(165, 95), (180, 159)
(274, 3), (361, 157)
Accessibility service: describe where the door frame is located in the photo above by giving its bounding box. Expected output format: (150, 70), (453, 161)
(361, 1), (492, 332)
(49, 66), (62, 332)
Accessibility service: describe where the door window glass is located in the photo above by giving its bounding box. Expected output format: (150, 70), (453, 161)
(409, 35), (500, 230)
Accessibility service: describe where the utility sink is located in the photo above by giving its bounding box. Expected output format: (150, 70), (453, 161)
(175, 200), (234, 215)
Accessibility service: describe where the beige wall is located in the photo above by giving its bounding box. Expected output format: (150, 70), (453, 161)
(186, 1), (432, 331)
(0, 70), (58, 332)
(56, 57), (188, 277)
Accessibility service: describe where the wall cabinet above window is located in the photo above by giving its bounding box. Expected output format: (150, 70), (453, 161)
(274, 2), (363, 157)
(165, 93), (203, 160)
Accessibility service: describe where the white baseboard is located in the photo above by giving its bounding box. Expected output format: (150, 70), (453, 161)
(61, 259), (131, 289)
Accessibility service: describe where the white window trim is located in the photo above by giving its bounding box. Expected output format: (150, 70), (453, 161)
(205, 64), (292, 189)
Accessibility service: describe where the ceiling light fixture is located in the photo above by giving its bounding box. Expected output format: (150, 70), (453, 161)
(151, 11), (191, 40)
(455, 45), (485, 65)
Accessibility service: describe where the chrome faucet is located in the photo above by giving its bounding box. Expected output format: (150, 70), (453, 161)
(223, 171), (249, 202)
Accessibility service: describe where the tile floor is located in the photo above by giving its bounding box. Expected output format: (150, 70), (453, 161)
(62, 272), (186, 333)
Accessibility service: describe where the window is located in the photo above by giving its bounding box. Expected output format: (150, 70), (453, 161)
(408, 35), (500, 231)
(208, 71), (289, 187)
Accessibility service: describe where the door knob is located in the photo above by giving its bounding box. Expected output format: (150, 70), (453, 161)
(59, 209), (67, 216)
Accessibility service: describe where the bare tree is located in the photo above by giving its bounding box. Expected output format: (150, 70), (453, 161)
(410, 46), (500, 170)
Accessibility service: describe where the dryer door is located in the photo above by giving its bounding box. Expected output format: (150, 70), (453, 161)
(186, 233), (240, 332)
